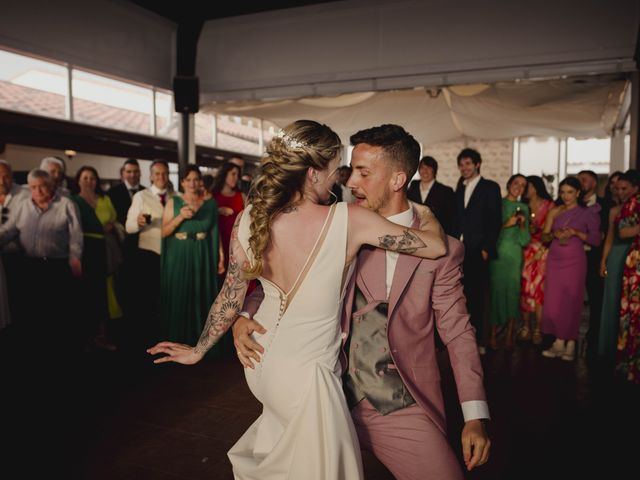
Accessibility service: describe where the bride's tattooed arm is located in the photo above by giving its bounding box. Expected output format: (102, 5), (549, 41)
(378, 229), (427, 254)
(194, 213), (250, 356)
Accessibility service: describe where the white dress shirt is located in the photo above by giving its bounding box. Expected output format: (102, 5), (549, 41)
(385, 205), (490, 422)
(125, 185), (167, 255)
(463, 175), (482, 208)
(419, 179), (435, 204)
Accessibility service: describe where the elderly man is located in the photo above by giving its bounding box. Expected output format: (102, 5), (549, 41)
(40, 156), (70, 197)
(125, 160), (171, 343)
(0, 160), (30, 322)
(0, 169), (82, 330)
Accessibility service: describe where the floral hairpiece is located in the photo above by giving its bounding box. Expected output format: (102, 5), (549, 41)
(274, 130), (308, 150)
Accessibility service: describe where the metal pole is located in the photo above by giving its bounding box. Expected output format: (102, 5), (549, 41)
(66, 65), (74, 121)
(631, 71), (639, 170)
(177, 112), (195, 179)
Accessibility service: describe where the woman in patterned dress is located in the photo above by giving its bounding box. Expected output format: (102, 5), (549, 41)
(519, 176), (554, 345)
(617, 183), (640, 383)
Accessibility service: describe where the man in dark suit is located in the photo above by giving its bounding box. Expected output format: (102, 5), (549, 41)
(107, 158), (145, 323)
(407, 156), (456, 235)
(451, 148), (502, 353)
(577, 170), (608, 362)
(108, 158), (145, 224)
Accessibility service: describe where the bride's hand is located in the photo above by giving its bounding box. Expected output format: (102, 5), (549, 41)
(147, 341), (204, 365)
(409, 201), (440, 232)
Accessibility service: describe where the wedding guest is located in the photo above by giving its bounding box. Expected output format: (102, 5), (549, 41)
(451, 148), (502, 353)
(488, 174), (530, 350)
(212, 162), (246, 273)
(160, 165), (225, 350)
(615, 174), (640, 383)
(71, 166), (120, 351)
(407, 156), (455, 234)
(0, 169), (83, 338)
(541, 177), (601, 361)
(599, 170), (639, 362)
(40, 156), (70, 197)
(125, 160), (171, 345)
(0, 160), (29, 322)
(577, 170), (608, 361)
(519, 176), (554, 345)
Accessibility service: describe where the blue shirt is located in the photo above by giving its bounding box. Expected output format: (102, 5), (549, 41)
(0, 194), (83, 261)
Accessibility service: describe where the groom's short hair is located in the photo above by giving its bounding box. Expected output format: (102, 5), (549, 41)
(350, 124), (420, 181)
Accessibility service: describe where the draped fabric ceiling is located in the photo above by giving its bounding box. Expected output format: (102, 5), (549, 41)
(202, 75), (628, 146)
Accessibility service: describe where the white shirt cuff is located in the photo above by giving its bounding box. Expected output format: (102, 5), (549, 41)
(461, 400), (490, 422)
(238, 311), (252, 320)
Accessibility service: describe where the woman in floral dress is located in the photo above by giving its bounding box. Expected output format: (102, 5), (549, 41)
(519, 176), (554, 345)
(617, 189), (640, 383)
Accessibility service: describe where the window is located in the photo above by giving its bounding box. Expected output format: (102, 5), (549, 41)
(155, 90), (178, 140)
(71, 69), (153, 135)
(0, 49), (68, 120)
(514, 137), (562, 197)
(566, 137), (611, 175)
(217, 115), (262, 156)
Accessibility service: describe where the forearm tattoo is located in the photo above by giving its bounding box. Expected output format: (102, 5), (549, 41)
(194, 216), (247, 355)
(378, 229), (427, 254)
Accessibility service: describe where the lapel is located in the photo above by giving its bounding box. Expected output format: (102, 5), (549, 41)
(387, 211), (422, 320)
(356, 246), (387, 302)
(455, 179), (465, 212)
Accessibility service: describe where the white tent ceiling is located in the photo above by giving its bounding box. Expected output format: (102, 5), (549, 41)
(202, 75), (629, 146)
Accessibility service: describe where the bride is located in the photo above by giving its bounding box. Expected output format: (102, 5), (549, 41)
(148, 120), (447, 479)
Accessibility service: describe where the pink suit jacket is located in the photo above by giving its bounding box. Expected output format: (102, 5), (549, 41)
(340, 214), (487, 434)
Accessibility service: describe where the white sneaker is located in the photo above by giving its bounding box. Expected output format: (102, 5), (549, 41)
(561, 341), (575, 361)
(542, 339), (565, 358)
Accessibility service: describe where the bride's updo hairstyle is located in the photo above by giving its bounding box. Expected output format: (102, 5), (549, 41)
(246, 119), (341, 278)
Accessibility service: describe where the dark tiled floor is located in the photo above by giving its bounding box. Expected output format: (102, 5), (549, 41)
(1, 323), (638, 480)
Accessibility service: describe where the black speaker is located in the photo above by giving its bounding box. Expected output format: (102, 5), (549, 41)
(173, 76), (199, 113)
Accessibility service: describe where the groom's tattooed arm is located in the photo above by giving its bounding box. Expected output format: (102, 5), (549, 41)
(195, 214), (249, 356)
(378, 229), (427, 254)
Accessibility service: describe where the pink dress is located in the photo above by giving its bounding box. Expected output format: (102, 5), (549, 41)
(541, 205), (601, 340)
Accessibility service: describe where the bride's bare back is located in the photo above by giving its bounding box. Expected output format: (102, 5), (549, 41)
(261, 201), (335, 294)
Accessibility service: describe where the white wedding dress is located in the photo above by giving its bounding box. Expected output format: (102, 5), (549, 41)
(228, 202), (363, 480)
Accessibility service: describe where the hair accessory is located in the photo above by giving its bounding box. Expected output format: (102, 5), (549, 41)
(274, 130), (308, 150)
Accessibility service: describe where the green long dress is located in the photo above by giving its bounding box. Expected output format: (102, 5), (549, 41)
(489, 198), (531, 326)
(598, 217), (633, 359)
(161, 196), (220, 351)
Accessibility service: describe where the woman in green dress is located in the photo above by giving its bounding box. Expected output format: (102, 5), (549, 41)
(598, 170), (639, 360)
(161, 165), (225, 351)
(489, 174), (531, 350)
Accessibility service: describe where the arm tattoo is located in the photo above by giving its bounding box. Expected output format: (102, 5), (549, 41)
(378, 229), (426, 254)
(195, 215), (247, 355)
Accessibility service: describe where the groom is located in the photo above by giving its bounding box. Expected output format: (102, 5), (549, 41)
(233, 124), (490, 479)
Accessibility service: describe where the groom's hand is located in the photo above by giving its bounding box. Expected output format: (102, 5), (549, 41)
(232, 315), (266, 369)
(461, 419), (491, 471)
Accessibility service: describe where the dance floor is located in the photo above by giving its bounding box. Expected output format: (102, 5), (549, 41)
(1, 319), (636, 480)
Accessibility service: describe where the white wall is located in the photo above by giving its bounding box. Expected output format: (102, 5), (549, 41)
(0, 0), (175, 89)
(199, 0), (639, 101)
(422, 138), (513, 196)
